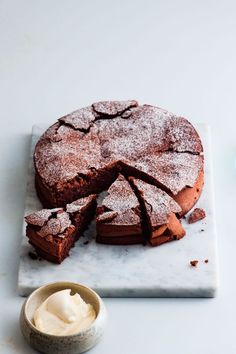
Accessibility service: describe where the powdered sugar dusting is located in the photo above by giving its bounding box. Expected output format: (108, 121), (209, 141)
(38, 218), (62, 237)
(133, 152), (203, 195)
(25, 209), (71, 238)
(103, 175), (139, 212)
(133, 179), (181, 226)
(66, 195), (96, 213)
(97, 105), (169, 161)
(57, 210), (71, 232)
(101, 174), (141, 226)
(59, 106), (95, 130)
(92, 100), (138, 116)
(167, 116), (203, 153)
(35, 127), (101, 186)
(97, 211), (118, 223)
(25, 208), (62, 226)
(34, 100), (203, 197)
(97, 105), (202, 163)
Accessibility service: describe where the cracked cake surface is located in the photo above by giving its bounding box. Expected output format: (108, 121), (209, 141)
(28, 100), (205, 256)
(96, 174), (143, 244)
(129, 178), (186, 246)
(34, 100), (203, 209)
(25, 195), (97, 263)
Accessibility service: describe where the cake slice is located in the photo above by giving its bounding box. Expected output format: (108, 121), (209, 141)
(96, 174), (143, 244)
(25, 195), (97, 263)
(128, 178), (186, 246)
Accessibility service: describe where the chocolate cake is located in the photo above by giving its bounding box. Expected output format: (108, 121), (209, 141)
(96, 175), (143, 245)
(25, 195), (96, 263)
(34, 100), (204, 214)
(188, 208), (206, 224)
(129, 178), (186, 246)
(29, 100), (205, 256)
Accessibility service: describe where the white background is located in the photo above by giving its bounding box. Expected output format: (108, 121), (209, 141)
(0, 0), (235, 353)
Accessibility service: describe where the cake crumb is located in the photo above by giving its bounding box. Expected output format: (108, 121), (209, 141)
(28, 251), (38, 260)
(204, 259), (209, 263)
(190, 260), (198, 267)
(201, 229), (204, 232)
(188, 208), (206, 224)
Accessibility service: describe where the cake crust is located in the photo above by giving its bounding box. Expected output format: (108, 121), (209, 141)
(25, 195), (97, 263)
(34, 101), (203, 210)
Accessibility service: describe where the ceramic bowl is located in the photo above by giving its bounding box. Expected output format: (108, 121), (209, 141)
(20, 281), (107, 354)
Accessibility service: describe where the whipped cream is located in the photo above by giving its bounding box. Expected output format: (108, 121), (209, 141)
(34, 289), (96, 336)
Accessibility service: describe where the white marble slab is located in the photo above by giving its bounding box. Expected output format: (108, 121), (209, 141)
(18, 124), (218, 297)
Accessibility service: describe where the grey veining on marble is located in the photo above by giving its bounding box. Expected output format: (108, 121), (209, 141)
(18, 124), (218, 297)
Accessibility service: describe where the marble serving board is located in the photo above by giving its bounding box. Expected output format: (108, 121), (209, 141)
(18, 124), (218, 297)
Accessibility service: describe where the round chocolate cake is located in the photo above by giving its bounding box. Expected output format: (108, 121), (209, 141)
(34, 100), (203, 213)
(27, 100), (204, 256)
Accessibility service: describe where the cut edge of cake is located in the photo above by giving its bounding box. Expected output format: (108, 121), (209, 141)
(128, 176), (186, 247)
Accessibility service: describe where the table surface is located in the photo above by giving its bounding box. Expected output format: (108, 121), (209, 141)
(0, 1), (235, 353)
